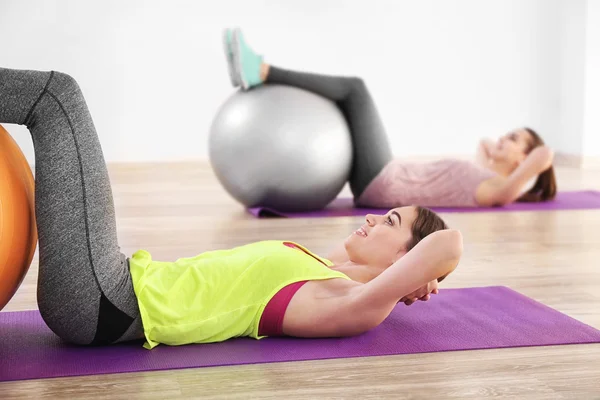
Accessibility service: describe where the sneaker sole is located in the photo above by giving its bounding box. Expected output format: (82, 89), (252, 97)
(231, 28), (250, 90)
(222, 29), (240, 87)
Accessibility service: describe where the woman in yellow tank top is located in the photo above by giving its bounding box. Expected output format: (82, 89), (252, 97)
(0, 66), (461, 348)
(129, 206), (462, 349)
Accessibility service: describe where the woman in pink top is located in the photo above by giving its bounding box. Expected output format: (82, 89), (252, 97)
(224, 28), (556, 208)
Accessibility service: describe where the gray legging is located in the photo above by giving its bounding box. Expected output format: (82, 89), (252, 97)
(0, 68), (142, 345)
(266, 67), (393, 198)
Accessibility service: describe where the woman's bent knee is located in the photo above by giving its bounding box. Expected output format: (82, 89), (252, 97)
(38, 302), (98, 345)
(49, 71), (83, 97)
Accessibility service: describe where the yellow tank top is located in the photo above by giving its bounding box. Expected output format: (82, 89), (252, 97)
(129, 240), (350, 349)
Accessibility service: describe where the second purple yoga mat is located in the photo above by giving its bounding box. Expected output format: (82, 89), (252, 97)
(1, 286), (600, 382)
(248, 190), (600, 218)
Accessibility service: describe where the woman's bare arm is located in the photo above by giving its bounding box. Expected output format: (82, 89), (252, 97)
(476, 139), (495, 167)
(282, 229), (463, 338)
(476, 146), (554, 206)
(350, 229), (463, 328)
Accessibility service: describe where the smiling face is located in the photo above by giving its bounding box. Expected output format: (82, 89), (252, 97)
(344, 206), (418, 268)
(491, 128), (535, 170)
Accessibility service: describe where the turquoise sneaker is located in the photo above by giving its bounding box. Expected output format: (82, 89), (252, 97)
(231, 28), (264, 90)
(222, 28), (240, 87)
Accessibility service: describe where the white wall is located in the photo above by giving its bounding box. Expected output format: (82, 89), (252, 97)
(0, 0), (575, 163)
(556, 0), (587, 156)
(583, 0), (600, 158)
(556, 0), (600, 161)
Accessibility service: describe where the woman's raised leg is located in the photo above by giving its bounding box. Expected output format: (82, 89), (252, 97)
(0, 67), (142, 344)
(225, 29), (393, 198)
(264, 66), (393, 197)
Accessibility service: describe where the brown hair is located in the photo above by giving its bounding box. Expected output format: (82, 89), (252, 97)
(406, 206), (449, 282)
(516, 128), (557, 202)
(405, 206), (449, 251)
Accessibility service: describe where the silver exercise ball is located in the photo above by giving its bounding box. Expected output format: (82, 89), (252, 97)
(209, 84), (352, 212)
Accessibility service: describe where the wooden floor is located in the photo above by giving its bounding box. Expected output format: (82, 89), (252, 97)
(2, 162), (600, 399)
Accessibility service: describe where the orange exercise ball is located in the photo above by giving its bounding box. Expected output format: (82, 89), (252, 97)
(0, 125), (37, 311)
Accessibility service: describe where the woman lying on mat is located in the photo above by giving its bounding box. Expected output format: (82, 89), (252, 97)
(0, 67), (462, 348)
(223, 28), (556, 208)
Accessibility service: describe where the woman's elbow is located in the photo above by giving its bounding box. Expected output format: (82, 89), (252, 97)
(533, 145), (555, 169)
(447, 229), (464, 259)
(544, 147), (555, 169)
(540, 145), (554, 158)
(442, 230), (463, 274)
(430, 229), (464, 259)
(492, 195), (513, 207)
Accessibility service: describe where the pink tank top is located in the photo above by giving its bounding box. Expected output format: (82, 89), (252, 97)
(357, 159), (497, 208)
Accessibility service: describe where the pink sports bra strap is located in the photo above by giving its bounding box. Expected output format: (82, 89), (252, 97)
(258, 280), (308, 336)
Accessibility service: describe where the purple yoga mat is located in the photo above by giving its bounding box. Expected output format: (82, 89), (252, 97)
(248, 190), (600, 218)
(1, 286), (600, 382)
